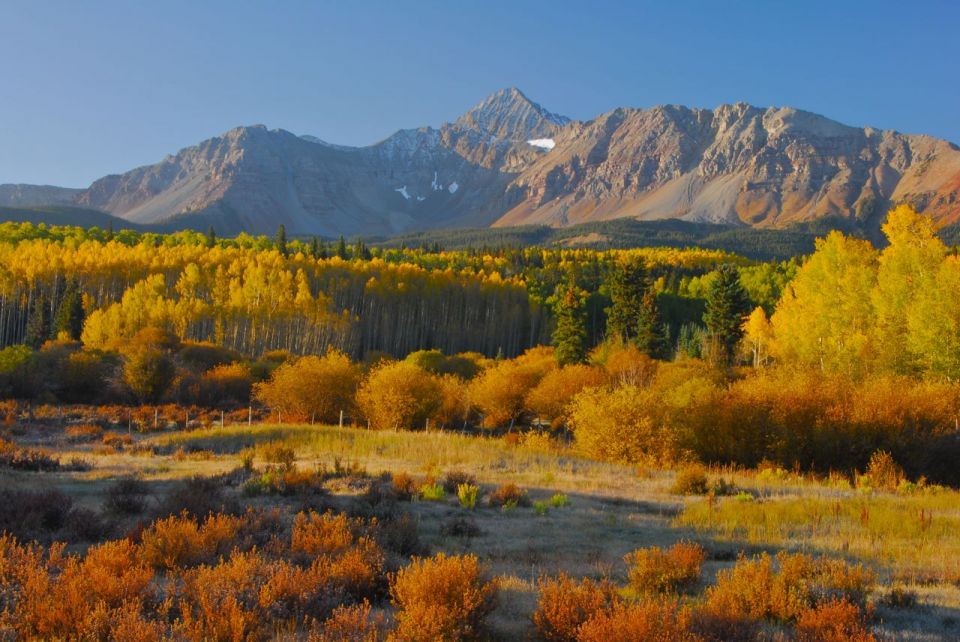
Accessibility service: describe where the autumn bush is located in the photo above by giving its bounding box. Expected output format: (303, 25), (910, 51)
(524, 364), (605, 429)
(532, 573), (621, 642)
(0, 438), (61, 471)
(434, 373), (471, 429)
(389, 553), (497, 642)
(861, 450), (905, 491)
(487, 482), (529, 508)
(794, 599), (877, 642)
(569, 385), (679, 465)
(671, 465), (710, 495)
(139, 511), (242, 569)
(443, 470), (477, 493)
(1, 537), (157, 640)
(391, 471), (420, 500)
(255, 350), (359, 423)
(195, 362), (253, 406)
(600, 343), (659, 387)
(356, 360), (443, 430)
(309, 600), (388, 642)
(703, 552), (875, 623)
(468, 346), (556, 428)
(65, 423), (104, 441)
(576, 600), (701, 642)
(625, 541), (706, 594)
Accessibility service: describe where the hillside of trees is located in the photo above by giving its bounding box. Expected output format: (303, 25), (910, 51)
(1, 205), (960, 484)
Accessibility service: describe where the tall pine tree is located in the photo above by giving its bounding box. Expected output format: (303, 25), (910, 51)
(276, 224), (288, 257)
(24, 293), (51, 348)
(606, 257), (667, 357)
(607, 257), (647, 344)
(703, 264), (752, 366)
(53, 280), (85, 341)
(553, 283), (588, 365)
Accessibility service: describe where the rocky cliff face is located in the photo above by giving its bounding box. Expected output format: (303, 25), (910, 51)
(494, 103), (960, 231)
(24, 89), (960, 235)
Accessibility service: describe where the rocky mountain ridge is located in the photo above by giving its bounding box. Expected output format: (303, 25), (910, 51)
(7, 88), (960, 236)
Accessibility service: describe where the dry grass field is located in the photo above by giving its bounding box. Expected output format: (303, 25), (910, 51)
(3, 415), (959, 640)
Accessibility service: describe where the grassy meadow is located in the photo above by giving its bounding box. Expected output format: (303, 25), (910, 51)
(3, 415), (959, 640)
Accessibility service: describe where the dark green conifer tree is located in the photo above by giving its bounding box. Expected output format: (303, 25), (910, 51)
(703, 264), (752, 366)
(553, 283), (588, 365)
(276, 224), (288, 257)
(53, 280), (85, 341)
(24, 294), (50, 348)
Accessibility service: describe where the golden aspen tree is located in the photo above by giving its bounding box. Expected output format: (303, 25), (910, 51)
(742, 306), (774, 368)
(771, 232), (878, 377)
(872, 205), (946, 375)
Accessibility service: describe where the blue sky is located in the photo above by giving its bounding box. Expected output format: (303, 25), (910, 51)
(1, 0), (957, 187)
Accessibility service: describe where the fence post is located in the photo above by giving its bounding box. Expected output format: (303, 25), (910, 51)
(248, 406), (252, 426)
(154, 407), (158, 430)
(339, 409), (344, 428)
(221, 410), (225, 428)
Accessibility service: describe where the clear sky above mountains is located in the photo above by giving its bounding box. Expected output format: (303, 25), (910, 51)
(1, 0), (957, 187)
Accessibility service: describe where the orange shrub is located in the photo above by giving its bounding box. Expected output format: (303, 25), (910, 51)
(290, 511), (385, 599)
(576, 600), (700, 642)
(524, 364), (606, 429)
(704, 552), (874, 623)
(176, 550), (267, 641)
(468, 346), (555, 428)
(795, 599), (877, 642)
(532, 573), (620, 642)
(139, 511), (241, 569)
(291, 511), (363, 557)
(389, 553), (496, 642)
(625, 541), (706, 594)
(309, 600), (387, 642)
(256, 558), (339, 621)
(197, 362), (253, 406)
(487, 483), (529, 508)
(65, 423), (104, 441)
(1, 536), (156, 640)
(391, 471), (419, 500)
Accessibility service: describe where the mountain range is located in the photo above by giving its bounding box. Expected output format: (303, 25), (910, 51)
(4, 87), (959, 238)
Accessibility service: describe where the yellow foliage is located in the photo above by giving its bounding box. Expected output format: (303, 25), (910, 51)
(254, 350), (358, 422)
(356, 361), (443, 430)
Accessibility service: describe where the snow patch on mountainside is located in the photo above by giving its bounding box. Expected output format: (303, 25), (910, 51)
(527, 138), (556, 150)
(395, 186), (410, 200)
(448, 182), (459, 194)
